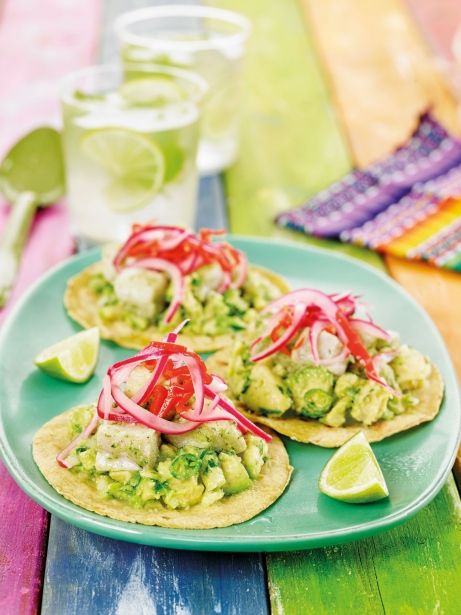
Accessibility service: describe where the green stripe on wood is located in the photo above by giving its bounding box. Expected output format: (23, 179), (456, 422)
(210, 0), (383, 269)
(268, 477), (461, 615)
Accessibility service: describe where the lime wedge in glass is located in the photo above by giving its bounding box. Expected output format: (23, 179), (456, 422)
(34, 327), (100, 383)
(319, 431), (389, 504)
(81, 128), (165, 212)
(119, 77), (186, 106)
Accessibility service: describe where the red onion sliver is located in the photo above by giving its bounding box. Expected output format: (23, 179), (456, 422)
(97, 374), (113, 420)
(308, 320), (330, 363)
(111, 383), (202, 434)
(133, 354), (170, 406)
(174, 353), (205, 419)
(56, 409), (99, 468)
(349, 318), (392, 342)
(209, 375), (228, 394)
(217, 270), (232, 293)
(251, 303), (306, 362)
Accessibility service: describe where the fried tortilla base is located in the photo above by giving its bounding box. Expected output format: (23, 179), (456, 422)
(32, 409), (293, 529)
(64, 264), (290, 352)
(206, 350), (444, 448)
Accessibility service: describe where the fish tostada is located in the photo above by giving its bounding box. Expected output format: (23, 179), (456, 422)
(33, 325), (292, 529)
(64, 225), (290, 352)
(207, 288), (444, 447)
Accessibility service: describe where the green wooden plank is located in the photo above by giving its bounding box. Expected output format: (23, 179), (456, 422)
(210, 0), (382, 269)
(268, 477), (461, 615)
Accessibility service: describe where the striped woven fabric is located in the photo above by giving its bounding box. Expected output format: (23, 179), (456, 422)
(276, 112), (461, 271)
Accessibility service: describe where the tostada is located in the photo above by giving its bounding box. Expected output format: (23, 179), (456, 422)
(64, 225), (289, 352)
(33, 325), (292, 528)
(207, 288), (444, 447)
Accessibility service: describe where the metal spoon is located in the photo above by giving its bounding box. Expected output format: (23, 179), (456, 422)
(0, 127), (65, 307)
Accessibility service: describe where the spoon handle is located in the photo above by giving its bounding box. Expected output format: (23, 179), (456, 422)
(0, 191), (37, 308)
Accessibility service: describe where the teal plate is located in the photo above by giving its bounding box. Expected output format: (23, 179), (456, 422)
(0, 237), (460, 552)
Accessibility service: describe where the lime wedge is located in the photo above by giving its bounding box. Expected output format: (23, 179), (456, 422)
(34, 328), (100, 383)
(81, 128), (165, 212)
(119, 77), (186, 106)
(319, 432), (389, 503)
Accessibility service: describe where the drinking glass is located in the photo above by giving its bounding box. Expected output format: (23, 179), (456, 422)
(115, 5), (251, 174)
(60, 63), (207, 244)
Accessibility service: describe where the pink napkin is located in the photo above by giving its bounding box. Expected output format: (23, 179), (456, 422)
(0, 0), (102, 324)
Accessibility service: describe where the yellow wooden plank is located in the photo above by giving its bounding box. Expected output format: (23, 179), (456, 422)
(302, 0), (460, 165)
(303, 0), (461, 473)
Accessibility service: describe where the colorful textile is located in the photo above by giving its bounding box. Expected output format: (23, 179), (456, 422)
(276, 112), (461, 271)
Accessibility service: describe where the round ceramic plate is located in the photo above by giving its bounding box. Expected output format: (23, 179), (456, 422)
(0, 237), (459, 552)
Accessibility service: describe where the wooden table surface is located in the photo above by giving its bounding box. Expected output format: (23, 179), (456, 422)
(1, 0), (461, 613)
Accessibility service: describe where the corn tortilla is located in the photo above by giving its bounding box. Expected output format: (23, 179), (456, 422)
(206, 350), (444, 448)
(33, 409), (292, 529)
(64, 264), (290, 352)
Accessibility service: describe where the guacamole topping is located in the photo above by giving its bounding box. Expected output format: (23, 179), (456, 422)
(63, 405), (269, 510)
(32, 325), (293, 527)
(53, 325), (273, 511)
(66, 226), (286, 350)
(205, 287), (444, 446)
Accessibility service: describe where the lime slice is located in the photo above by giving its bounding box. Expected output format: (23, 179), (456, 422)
(81, 128), (165, 212)
(119, 77), (186, 107)
(319, 432), (389, 503)
(34, 328), (100, 383)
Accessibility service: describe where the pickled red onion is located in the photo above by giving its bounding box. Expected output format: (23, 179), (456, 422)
(56, 408), (99, 468)
(251, 303), (306, 362)
(252, 288), (397, 394)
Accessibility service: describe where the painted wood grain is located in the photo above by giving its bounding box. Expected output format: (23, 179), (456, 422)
(303, 0), (461, 473)
(42, 516), (268, 615)
(268, 476), (461, 615)
(209, 0), (383, 271)
(303, 0), (460, 167)
(0, 469), (49, 615)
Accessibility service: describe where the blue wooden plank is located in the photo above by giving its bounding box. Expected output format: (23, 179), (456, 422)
(42, 5), (266, 615)
(42, 516), (268, 615)
(196, 175), (229, 230)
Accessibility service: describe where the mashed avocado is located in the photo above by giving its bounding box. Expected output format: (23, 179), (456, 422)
(90, 255), (283, 338)
(66, 408), (269, 511)
(242, 364), (291, 417)
(227, 339), (432, 429)
(391, 345), (432, 391)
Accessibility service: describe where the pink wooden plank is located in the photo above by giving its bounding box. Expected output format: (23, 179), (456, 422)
(405, 0), (461, 59)
(0, 1), (102, 613)
(0, 471), (49, 615)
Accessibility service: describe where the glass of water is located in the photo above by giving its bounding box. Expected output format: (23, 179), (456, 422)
(115, 5), (251, 175)
(60, 64), (207, 244)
